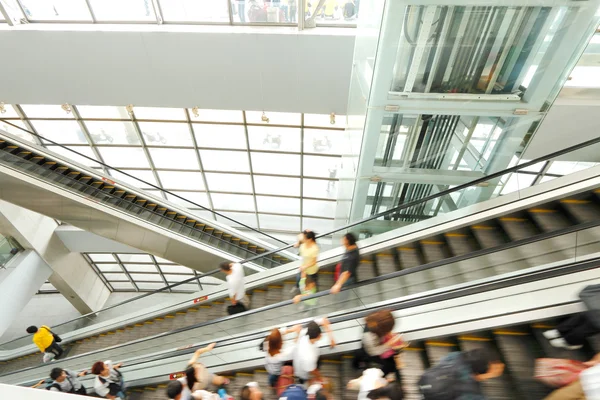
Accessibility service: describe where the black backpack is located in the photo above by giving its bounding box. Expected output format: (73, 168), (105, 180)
(418, 355), (460, 400)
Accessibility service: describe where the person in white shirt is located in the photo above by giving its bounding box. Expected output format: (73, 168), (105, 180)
(292, 317), (335, 384)
(91, 360), (125, 399)
(262, 325), (302, 389)
(166, 380), (220, 400)
(220, 262), (250, 312)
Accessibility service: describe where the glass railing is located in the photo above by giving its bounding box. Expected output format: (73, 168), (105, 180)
(1, 129), (599, 354)
(0, 235), (23, 268)
(3, 218), (599, 383)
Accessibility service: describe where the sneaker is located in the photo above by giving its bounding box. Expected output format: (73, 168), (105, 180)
(543, 329), (561, 340)
(550, 338), (583, 350)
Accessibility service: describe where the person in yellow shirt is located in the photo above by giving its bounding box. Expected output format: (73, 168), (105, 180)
(26, 325), (64, 359)
(291, 230), (320, 295)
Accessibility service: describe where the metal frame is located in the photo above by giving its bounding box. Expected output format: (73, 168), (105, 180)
(1, 106), (344, 241)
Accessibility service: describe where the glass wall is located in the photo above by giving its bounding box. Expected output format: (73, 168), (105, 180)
(0, 235), (23, 268)
(12, 0), (360, 27)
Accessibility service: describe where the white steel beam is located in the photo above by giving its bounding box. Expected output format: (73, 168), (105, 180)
(369, 167), (485, 185)
(0, 0), (25, 25)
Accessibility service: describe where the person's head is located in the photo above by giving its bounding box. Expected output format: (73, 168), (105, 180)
(220, 262), (233, 275)
(365, 310), (395, 338)
(241, 383), (262, 400)
(303, 230), (316, 244)
(342, 233), (357, 248)
(166, 380), (183, 400)
(267, 329), (283, 357)
(50, 368), (66, 382)
(305, 274), (316, 288)
(464, 349), (505, 381)
(307, 320), (322, 343)
(26, 326), (38, 334)
(91, 361), (109, 377)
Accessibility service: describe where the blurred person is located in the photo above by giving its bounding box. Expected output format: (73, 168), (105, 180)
(47, 367), (89, 394)
(288, 0), (297, 22)
(542, 352), (600, 400)
(91, 360), (125, 399)
(166, 380), (220, 400)
(347, 368), (404, 400)
(236, 0), (246, 22)
(293, 318), (336, 384)
(362, 310), (406, 384)
(184, 343), (230, 392)
(292, 230), (320, 295)
(220, 261), (250, 314)
(262, 326), (302, 390)
(544, 313), (600, 350)
(418, 348), (505, 400)
(331, 233), (360, 294)
(26, 325), (63, 359)
(240, 382), (263, 400)
(293, 272), (318, 310)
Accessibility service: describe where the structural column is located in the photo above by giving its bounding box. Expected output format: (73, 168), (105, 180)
(0, 250), (52, 337)
(0, 200), (110, 315)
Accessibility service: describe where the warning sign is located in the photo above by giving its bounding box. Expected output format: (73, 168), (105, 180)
(193, 296), (208, 304)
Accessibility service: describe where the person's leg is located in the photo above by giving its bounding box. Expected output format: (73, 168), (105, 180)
(268, 374), (279, 388)
(557, 314), (587, 337)
(239, 2), (246, 22)
(47, 341), (64, 358)
(379, 356), (402, 383)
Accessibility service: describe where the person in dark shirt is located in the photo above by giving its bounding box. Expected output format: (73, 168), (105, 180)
(331, 233), (359, 294)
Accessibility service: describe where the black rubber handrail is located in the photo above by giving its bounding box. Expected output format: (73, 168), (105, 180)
(4, 214), (598, 372)
(0, 120), (288, 246)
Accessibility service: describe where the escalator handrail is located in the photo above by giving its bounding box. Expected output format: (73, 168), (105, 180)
(0, 121), (288, 246)
(4, 214), (598, 368)
(9, 252), (598, 382)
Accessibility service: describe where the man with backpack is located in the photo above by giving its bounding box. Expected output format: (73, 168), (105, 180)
(418, 348), (505, 400)
(47, 367), (89, 395)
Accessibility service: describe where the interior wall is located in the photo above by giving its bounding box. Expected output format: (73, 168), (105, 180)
(0, 26), (355, 114)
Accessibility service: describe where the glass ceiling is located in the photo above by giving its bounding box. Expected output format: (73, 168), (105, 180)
(39, 252), (224, 294)
(1, 0), (360, 26)
(0, 104), (345, 244)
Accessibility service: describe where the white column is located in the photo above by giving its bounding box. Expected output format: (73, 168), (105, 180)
(0, 250), (52, 337)
(0, 201), (110, 314)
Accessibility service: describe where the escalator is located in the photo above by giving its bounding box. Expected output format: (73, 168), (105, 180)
(0, 162), (599, 374)
(0, 128), (297, 272)
(7, 254), (600, 399)
(0, 131), (599, 383)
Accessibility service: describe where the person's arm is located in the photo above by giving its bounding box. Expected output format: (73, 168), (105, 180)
(188, 343), (216, 366)
(331, 271), (350, 294)
(112, 363), (123, 370)
(300, 254), (317, 272)
(282, 325), (302, 335)
(293, 284), (316, 304)
(77, 370), (89, 377)
(584, 352), (600, 367)
(230, 265), (243, 305)
(362, 332), (391, 356)
(320, 317), (336, 348)
(31, 379), (47, 389)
